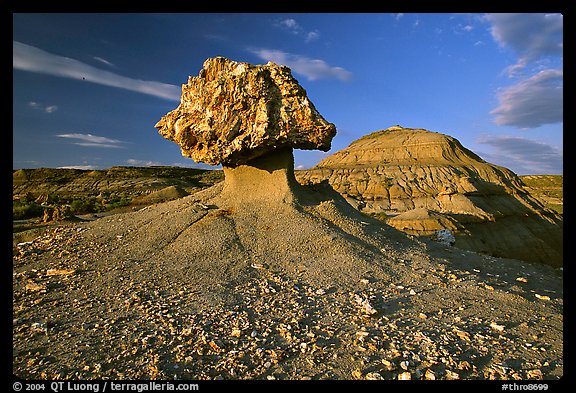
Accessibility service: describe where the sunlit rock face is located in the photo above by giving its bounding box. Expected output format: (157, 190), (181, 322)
(297, 126), (564, 266)
(155, 57), (336, 166)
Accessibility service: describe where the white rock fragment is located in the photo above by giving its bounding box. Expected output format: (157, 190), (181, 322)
(527, 369), (543, 379)
(31, 322), (48, 335)
(46, 269), (76, 276)
(398, 371), (411, 380)
(353, 294), (377, 315)
(424, 369), (436, 380)
(535, 294), (550, 301)
(445, 369), (460, 380)
(433, 229), (456, 246)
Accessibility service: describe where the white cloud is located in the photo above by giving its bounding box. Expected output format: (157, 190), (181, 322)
(126, 159), (163, 166)
(484, 13), (563, 74)
(278, 18), (298, 30)
(490, 69), (563, 128)
(476, 135), (562, 174)
(13, 41), (181, 101)
(57, 165), (99, 170)
(305, 31), (320, 43)
(56, 133), (127, 148)
(483, 14), (563, 128)
(28, 101), (58, 113)
(274, 18), (320, 43)
(250, 49), (352, 82)
(93, 56), (115, 67)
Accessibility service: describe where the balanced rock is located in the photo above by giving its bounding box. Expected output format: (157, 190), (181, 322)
(155, 57), (336, 166)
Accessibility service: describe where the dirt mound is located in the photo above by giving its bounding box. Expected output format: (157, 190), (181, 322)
(387, 208), (461, 235)
(132, 186), (189, 205)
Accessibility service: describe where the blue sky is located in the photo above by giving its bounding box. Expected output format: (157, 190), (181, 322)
(13, 13), (563, 174)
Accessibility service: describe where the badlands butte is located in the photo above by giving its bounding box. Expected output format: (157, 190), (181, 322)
(297, 126), (563, 266)
(13, 57), (562, 381)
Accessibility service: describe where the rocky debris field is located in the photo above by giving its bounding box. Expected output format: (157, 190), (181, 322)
(13, 217), (562, 380)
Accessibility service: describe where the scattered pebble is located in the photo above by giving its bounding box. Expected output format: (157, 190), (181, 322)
(535, 294), (550, 301)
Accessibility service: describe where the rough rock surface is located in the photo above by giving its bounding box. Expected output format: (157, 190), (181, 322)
(154, 57), (336, 166)
(297, 126), (563, 266)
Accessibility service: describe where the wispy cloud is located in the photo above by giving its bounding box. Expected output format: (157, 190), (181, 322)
(93, 56), (115, 67)
(274, 18), (320, 43)
(484, 13), (563, 72)
(490, 69), (563, 128)
(57, 165), (99, 170)
(126, 159), (162, 166)
(278, 18), (298, 30)
(250, 48), (352, 82)
(28, 101), (58, 114)
(452, 23), (474, 34)
(476, 135), (562, 174)
(483, 14), (563, 128)
(305, 31), (320, 43)
(56, 133), (127, 148)
(13, 41), (181, 101)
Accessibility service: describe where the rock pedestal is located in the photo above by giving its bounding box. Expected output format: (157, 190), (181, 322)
(217, 147), (302, 207)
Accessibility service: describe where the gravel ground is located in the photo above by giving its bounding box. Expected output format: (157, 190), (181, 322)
(13, 183), (563, 380)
